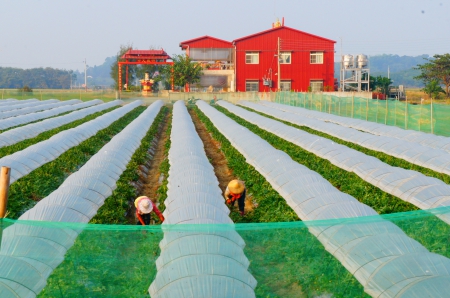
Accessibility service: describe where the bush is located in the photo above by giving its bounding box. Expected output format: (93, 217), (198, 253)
(18, 85), (33, 92)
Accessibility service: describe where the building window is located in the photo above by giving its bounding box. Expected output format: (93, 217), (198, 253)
(246, 52), (259, 64)
(280, 80), (291, 91)
(310, 52), (324, 64)
(280, 52), (291, 64)
(246, 80), (259, 91)
(310, 80), (323, 92)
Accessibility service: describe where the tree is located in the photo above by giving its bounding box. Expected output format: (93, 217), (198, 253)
(160, 54), (203, 91)
(370, 76), (392, 96)
(415, 54), (450, 97)
(110, 44), (134, 89)
(422, 80), (445, 99)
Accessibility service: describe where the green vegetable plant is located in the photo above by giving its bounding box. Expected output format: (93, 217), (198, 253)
(155, 111), (172, 213)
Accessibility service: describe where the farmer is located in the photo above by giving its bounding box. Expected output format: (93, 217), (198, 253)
(224, 180), (246, 216)
(134, 196), (164, 225)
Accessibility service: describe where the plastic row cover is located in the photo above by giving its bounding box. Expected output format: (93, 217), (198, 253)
(149, 101), (256, 298)
(199, 100), (450, 298)
(0, 99), (81, 120)
(229, 101), (450, 225)
(0, 100), (142, 184)
(257, 101), (450, 177)
(0, 98), (22, 106)
(0, 100), (120, 148)
(0, 99), (102, 130)
(0, 100), (164, 298)
(272, 100), (450, 153)
(0, 99), (59, 113)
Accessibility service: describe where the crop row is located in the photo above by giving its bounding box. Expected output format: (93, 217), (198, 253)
(0, 101), (164, 297)
(198, 100), (450, 297)
(260, 101), (450, 178)
(0, 99), (80, 120)
(0, 100), (122, 147)
(0, 99), (102, 131)
(226, 101), (450, 226)
(7, 103), (145, 219)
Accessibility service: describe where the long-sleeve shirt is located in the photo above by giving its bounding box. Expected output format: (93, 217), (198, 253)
(224, 187), (246, 212)
(134, 197), (164, 221)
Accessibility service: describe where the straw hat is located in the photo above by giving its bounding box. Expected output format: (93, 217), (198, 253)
(138, 197), (153, 214)
(228, 180), (245, 194)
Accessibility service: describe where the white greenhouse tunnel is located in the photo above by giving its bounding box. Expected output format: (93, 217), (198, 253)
(0, 99), (59, 113)
(256, 101), (450, 178)
(0, 100), (164, 298)
(0, 99), (82, 120)
(149, 101), (257, 298)
(197, 100), (450, 298)
(0, 100), (120, 146)
(233, 101), (450, 224)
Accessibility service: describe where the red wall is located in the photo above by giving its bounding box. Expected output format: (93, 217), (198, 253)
(234, 27), (335, 92)
(181, 37), (233, 49)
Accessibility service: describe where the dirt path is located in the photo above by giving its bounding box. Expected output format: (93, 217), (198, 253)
(189, 108), (254, 213)
(126, 110), (171, 223)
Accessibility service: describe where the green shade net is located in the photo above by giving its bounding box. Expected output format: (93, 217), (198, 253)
(276, 92), (449, 137)
(1, 207), (450, 298)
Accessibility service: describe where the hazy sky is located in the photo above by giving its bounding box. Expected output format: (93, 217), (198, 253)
(1, 0), (449, 71)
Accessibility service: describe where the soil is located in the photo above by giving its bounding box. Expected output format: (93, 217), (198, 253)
(188, 108), (254, 213)
(126, 110), (171, 224)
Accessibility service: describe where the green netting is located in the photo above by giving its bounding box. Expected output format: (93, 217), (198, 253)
(275, 92), (450, 137)
(1, 207), (450, 298)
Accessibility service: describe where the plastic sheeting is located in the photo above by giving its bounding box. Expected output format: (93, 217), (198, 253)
(0, 99), (82, 120)
(0, 100), (120, 147)
(226, 101), (450, 225)
(256, 101), (450, 177)
(198, 100), (450, 298)
(0, 99), (59, 113)
(0, 100), (164, 298)
(0, 100), (142, 184)
(0, 99), (103, 131)
(149, 101), (256, 298)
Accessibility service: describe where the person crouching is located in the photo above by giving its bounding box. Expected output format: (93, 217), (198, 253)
(135, 196), (164, 225)
(224, 180), (246, 216)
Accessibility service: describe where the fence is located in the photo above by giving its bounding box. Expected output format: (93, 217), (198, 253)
(168, 91), (276, 103)
(276, 91), (450, 136)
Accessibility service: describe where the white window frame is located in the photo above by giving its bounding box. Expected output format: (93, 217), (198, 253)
(246, 80), (259, 91)
(245, 52), (259, 64)
(280, 80), (291, 91)
(310, 51), (324, 64)
(310, 80), (323, 92)
(280, 52), (291, 64)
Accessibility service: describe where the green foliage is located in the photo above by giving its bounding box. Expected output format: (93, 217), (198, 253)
(159, 54), (203, 91)
(415, 53), (450, 97)
(155, 112), (172, 213)
(0, 107), (118, 158)
(422, 80), (446, 99)
(91, 107), (168, 224)
(110, 44), (134, 90)
(0, 67), (72, 89)
(215, 105), (417, 215)
(370, 75), (393, 95)
(7, 107), (146, 219)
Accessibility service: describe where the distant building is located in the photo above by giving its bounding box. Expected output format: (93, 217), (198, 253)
(179, 21), (335, 92)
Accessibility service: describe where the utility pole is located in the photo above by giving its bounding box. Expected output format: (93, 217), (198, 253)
(277, 37), (281, 91)
(84, 58), (87, 93)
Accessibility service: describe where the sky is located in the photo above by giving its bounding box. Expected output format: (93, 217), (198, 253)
(0, 0), (449, 71)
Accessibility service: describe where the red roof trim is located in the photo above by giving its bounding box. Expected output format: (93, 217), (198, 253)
(232, 26), (336, 44)
(179, 35), (233, 49)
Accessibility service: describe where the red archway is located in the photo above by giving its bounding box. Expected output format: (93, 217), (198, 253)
(118, 49), (174, 93)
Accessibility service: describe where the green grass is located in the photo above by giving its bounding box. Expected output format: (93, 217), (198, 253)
(7, 106), (146, 219)
(216, 105), (417, 215)
(0, 106), (118, 158)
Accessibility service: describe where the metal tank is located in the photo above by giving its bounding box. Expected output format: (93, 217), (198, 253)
(343, 55), (354, 68)
(356, 54), (368, 68)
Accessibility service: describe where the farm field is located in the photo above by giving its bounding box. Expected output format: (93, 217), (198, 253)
(1, 98), (450, 297)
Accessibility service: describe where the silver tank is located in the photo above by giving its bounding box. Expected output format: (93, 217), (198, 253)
(357, 54), (368, 68)
(343, 55), (353, 68)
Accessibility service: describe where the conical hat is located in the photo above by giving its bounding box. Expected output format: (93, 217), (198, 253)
(228, 180), (245, 194)
(138, 198), (152, 214)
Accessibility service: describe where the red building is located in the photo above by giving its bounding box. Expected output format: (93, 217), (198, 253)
(180, 22), (335, 92)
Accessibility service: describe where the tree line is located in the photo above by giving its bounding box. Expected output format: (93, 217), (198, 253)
(0, 67), (75, 89)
